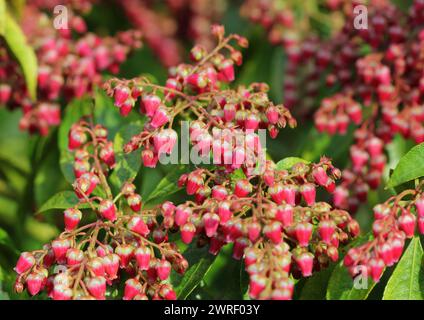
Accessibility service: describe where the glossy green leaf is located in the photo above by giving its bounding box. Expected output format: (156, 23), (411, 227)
(0, 0), (5, 35)
(0, 227), (16, 253)
(109, 122), (143, 192)
(299, 265), (334, 300)
(383, 237), (424, 300)
(37, 191), (91, 214)
(276, 157), (310, 171)
(173, 246), (217, 300)
(144, 165), (190, 205)
(3, 10), (37, 100)
(326, 232), (376, 300)
(58, 98), (92, 184)
(387, 143), (424, 188)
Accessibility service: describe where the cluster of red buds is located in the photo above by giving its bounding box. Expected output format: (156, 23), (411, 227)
(0, 3), (141, 135)
(104, 25), (296, 172)
(119, 0), (226, 67)
(307, 0), (424, 212)
(344, 184), (424, 283)
(102, 26), (359, 299)
(14, 119), (187, 300)
(240, 0), (353, 111)
(165, 0), (227, 51)
(165, 158), (359, 299)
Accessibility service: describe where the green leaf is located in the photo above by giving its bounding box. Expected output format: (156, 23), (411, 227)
(58, 98), (92, 184)
(326, 232), (376, 300)
(276, 157), (310, 171)
(144, 165), (190, 205)
(387, 143), (424, 188)
(240, 261), (250, 299)
(299, 265), (334, 300)
(109, 122), (143, 192)
(3, 10), (37, 100)
(173, 246), (217, 300)
(383, 237), (424, 300)
(0, 227), (16, 254)
(37, 191), (91, 213)
(0, 0), (5, 35)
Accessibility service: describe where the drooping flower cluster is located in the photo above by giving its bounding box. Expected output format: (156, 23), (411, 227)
(14, 119), (187, 300)
(103, 25), (359, 300)
(240, 0), (351, 111)
(162, 158), (359, 299)
(119, 0), (227, 67)
(104, 25), (296, 171)
(344, 185), (424, 283)
(0, 3), (141, 135)
(310, 0), (424, 212)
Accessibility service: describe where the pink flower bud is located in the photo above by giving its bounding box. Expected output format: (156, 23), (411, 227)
(377, 243), (394, 266)
(114, 85), (130, 107)
(52, 285), (72, 300)
(294, 222), (313, 247)
(66, 248), (84, 266)
(0, 83), (11, 104)
(127, 193), (142, 212)
(369, 258), (385, 282)
(181, 223), (196, 244)
(366, 137), (383, 157)
(134, 247), (151, 271)
(99, 141), (115, 168)
(85, 276), (106, 299)
(245, 112), (260, 130)
(312, 167), (328, 186)
(318, 219), (336, 244)
(415, 196), (424, 218)
(175, 205), (192, 226)
(63, 208), (82, 232)
(87, 257), (105, 277)
(333, 186), (349, 208)
(350, 146), (369, 172)
(218, 201), (232, 223)
(234, 179), (252, 197)
(223, 103), (236, 122)
(266, 106), (279, 124)
(142, 149), (158, 168)
(275, 204), (294, 227)
(153, 129), (178, 155)
(160, 284), (177, 300)
(124, 278), (142, 300)
(68, 126), (87, 150)
(26, 270), (47, 296)
(300, 183), (316, 206)
(211, 185), (228, 200)
(219, 59), (235, 82)
(264, 221), (282, 244)
(15, 252), (35, 274)
(232, 237), (250, 260)
(398, 212), (416, 238)
(203, 212), (220, 237)
(103, 254), (120, 280)
(294, 252), (314, 277)
(249, 274), (267, 299)
(141, 94), (161, 117)
(51, 238), (71, 263)
(128, 216), (150, 237)
(156, 259), (172, 281)
(99, 199), (117, 221)
(247, 221), (261, 242)
(115, 244), (134, 268)
(150, 105), (169, 128)
(186, 172), (203, 195)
